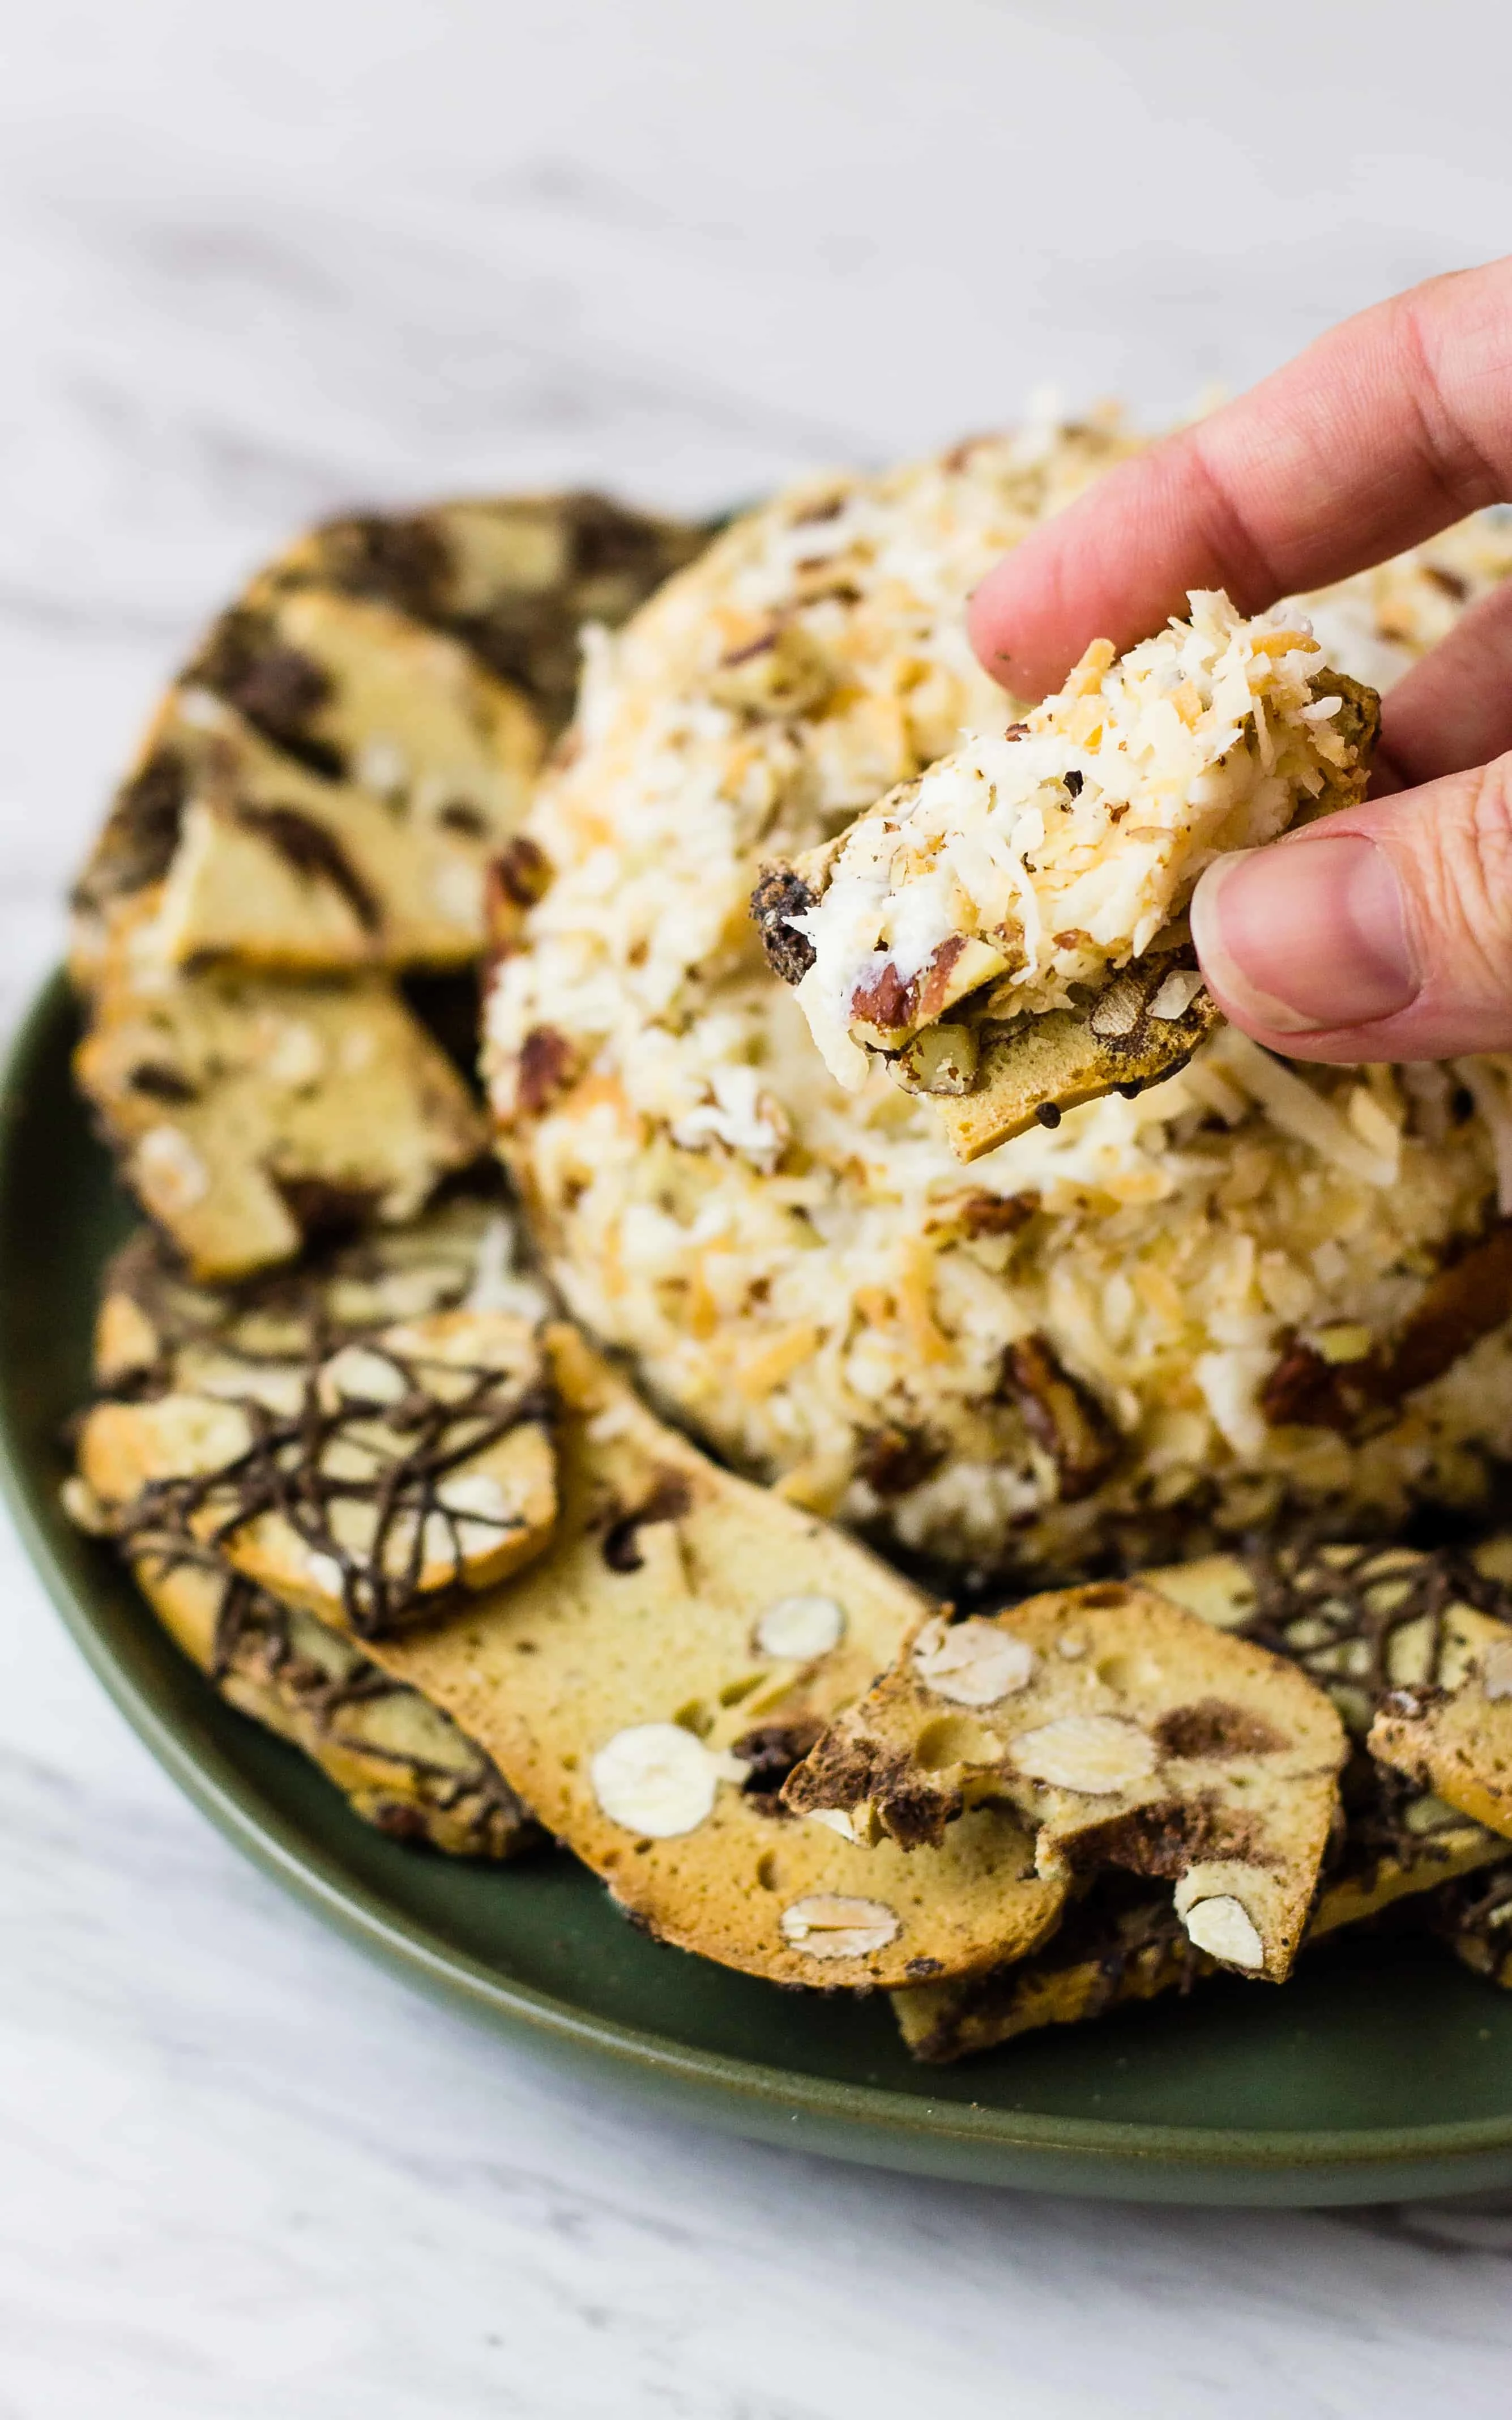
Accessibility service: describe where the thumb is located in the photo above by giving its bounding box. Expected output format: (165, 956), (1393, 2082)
(1189, 754), (1512, 1062)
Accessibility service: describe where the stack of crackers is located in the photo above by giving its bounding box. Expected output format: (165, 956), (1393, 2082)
(59, 473), (1512, 2065)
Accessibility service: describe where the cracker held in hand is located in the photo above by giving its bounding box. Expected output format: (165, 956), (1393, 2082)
(754, 594), (1377, 1154)
(784, 1579), (1347, 1981)
(371, 1326), (1065, 1990)
(76, 1309), (558, 1637)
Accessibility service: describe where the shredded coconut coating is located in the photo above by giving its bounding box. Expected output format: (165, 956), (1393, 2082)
(784, 591), (1368, 1089)
(484, 422), (1512, 1577)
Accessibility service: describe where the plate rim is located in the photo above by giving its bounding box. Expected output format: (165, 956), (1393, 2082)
(9, 965), (1512, 2203)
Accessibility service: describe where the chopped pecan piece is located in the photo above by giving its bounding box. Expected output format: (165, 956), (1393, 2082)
(1260, 1341), (1362, 1433)
(514, 1025), (582, 1119)
(848, 960), (916, 1046)
(1262, 1220), (1512, 1435)
(1389, 1218), (1512, 1398)
(856, 1425), (946, 1501)
(959, 1190), (1038, 1238)
(1001, 1333), (1118, 1499)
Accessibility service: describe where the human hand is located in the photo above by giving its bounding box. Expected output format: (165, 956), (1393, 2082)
(968, 261), (1512, 1062)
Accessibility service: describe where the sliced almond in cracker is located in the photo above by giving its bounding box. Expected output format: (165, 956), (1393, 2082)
(889, 1532), (1512, 2056)
(366, 1325), (1066, 1991)
(785, 1578), (1347, 1982)
(753, 603), (1377, 1147)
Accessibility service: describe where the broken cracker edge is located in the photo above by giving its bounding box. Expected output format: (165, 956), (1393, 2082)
(934, 982), (1224, 1162)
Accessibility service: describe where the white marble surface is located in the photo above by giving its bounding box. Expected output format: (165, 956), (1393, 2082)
(5, 3), (1512, 2409)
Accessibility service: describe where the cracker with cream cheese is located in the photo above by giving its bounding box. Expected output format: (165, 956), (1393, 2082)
(755, 597), (1377, 1152)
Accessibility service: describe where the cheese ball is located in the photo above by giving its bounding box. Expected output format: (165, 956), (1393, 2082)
(485, 420), (1512, 1578)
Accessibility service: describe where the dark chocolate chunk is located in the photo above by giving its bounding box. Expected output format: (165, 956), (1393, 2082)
(72, 748), (191, 911)
(1154, 1698), (1287, 1761)
(1261, 1219), (1512, 1437)
(856, 1424), (946, 1501)
(1001, 1333), (1118, 1500)
(234, 803), (382, 932)
(193, 610), (343, 778)
(1056, 1794), (1266, 1879)
(567, 492), (684, 581)
(782, 1728), (961, 1850)
(600, 1472), (695, 1573)
(732, 1718), (826, 1813)
(274, 1178), (381, 1243)
(126, 1062), (199, 1104)
(297, 512), (453, 621)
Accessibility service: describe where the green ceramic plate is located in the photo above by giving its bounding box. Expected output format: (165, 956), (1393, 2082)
(7, 972), (1512, 2207)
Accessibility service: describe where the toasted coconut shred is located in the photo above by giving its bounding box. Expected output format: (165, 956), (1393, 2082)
(784, 590), (1365, 1085)
(484, 419), (1512, 1577)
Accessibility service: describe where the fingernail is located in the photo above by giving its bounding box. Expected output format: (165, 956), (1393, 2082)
(1190, 836), (1418, 1035)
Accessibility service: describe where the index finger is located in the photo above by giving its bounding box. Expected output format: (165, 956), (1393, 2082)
(968, 259), (1512, 698)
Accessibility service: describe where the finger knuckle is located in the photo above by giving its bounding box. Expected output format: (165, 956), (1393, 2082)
(1428, 756), (1512, 982)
